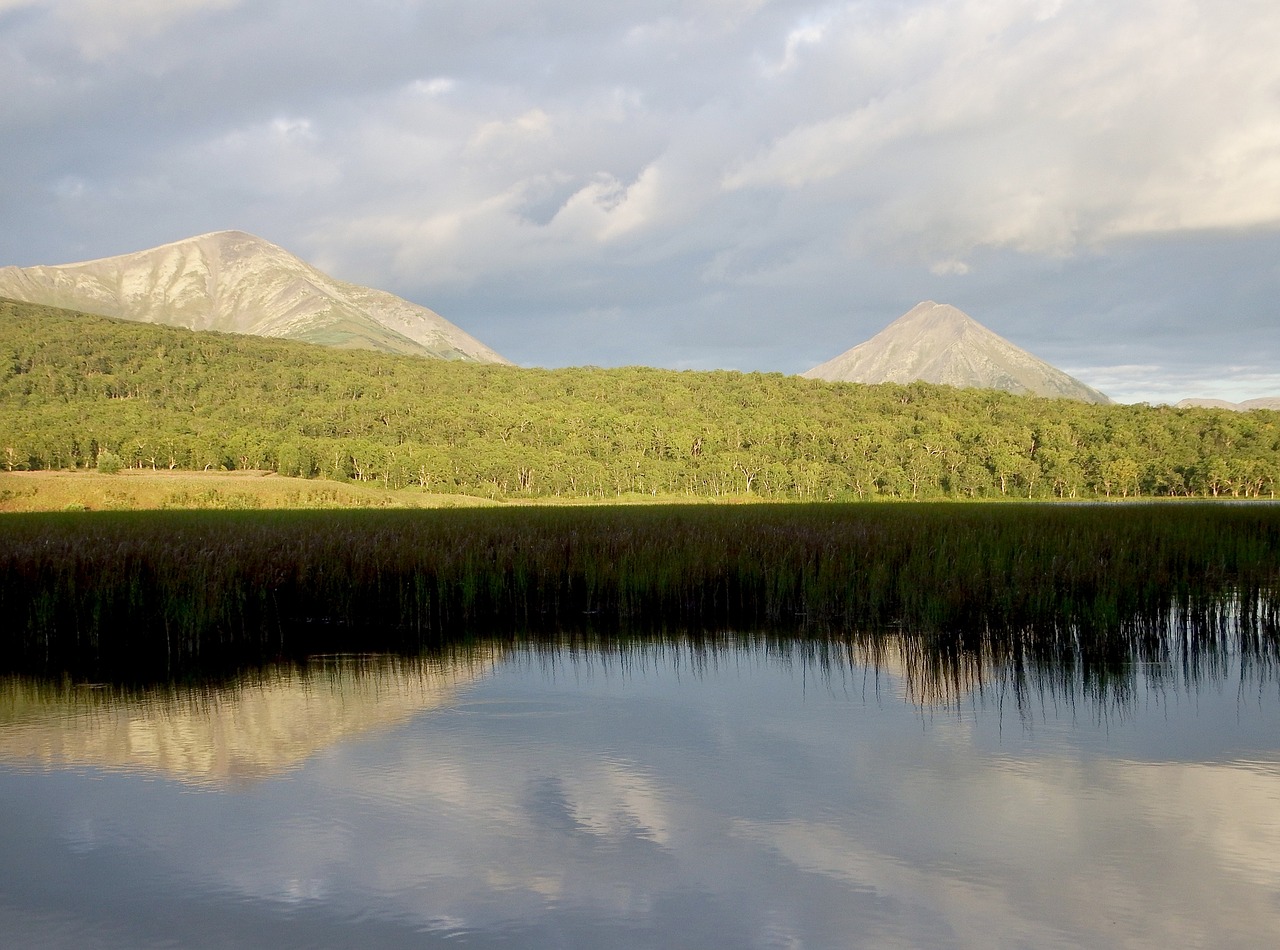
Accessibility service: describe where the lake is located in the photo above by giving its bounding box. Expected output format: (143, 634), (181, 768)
(2, 634), (1278, 949)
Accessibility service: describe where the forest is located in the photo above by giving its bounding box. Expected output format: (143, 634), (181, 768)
(2, 297), (1277, 501)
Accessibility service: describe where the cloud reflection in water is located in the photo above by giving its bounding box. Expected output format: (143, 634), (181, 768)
(0, 638), (1278, 948)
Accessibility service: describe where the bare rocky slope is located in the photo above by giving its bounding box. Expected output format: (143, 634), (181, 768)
(802, 301), (1111, 404)
(1175, 397), (1280, 411)
(0, 231), (510, 363)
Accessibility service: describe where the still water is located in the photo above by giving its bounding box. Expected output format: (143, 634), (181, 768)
(1, 638), (1279, 949)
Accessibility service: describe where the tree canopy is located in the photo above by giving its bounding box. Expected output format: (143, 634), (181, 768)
(2, 298), (1276, 501)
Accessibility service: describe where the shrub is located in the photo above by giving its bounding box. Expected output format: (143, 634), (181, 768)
(97, 451), (123, 474)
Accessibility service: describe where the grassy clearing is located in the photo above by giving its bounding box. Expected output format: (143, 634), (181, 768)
(0, 470), (498, 512)
(1, 502), (1276, 681)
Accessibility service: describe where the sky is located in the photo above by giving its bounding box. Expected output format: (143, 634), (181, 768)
(1, 0), (1278, 404)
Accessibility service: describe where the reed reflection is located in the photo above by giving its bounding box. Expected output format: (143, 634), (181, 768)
(3, 606), (1276, 787)
(0, 588), (1274, 788)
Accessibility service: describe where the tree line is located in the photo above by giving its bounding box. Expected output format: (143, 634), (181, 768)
(2, 298), (1277, 501)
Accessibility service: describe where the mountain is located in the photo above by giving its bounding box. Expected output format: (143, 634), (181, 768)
(802, 301), (1111, 404)
(1175, 396), (1280, 411)
(0, 230), (510, 363)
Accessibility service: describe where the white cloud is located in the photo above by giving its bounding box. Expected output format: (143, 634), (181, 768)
(761, 19), (829, 77)
(726, 0), (1280, 256)
(721, 100), (904, 191)
(1076, 364), (1280, 405)
(466, 108), (553, 155)
(408, 77), (456, 98)
(193, 115), (342, 197)
(50, 0), (246, 60)
(550, 164), (665, 241)
(930, 259), (971, 277)
(269, 116), (316, 143)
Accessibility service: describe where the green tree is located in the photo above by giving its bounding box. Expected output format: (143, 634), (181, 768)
(96, 450), (122, 474)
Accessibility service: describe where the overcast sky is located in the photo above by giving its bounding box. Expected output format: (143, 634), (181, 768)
(2, 0), (1278, 402)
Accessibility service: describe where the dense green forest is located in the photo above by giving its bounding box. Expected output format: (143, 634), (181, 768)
(2, 298), (1277, 500)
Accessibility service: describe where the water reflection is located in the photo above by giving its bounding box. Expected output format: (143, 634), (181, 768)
(0, 650), (501, 786)
(1, 635), (1278, 949)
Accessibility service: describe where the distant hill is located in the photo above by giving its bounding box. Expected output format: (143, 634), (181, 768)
(2, 297), (1277, 501)
(802, 301), (1111, 405)
(0, 230), (510, 363)
(1176, 397), (1280, 412)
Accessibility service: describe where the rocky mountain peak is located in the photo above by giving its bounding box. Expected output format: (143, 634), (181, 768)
(801, 301), (1110, 404)
(0, 232), (510, 364)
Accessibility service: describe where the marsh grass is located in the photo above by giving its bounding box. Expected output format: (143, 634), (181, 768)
(1, 503), (1276, 680)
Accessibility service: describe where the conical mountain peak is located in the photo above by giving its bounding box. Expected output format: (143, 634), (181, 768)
(880, 301), (985, 342)
(0, 233), (509, 363)
(802, 301), (1110, 404)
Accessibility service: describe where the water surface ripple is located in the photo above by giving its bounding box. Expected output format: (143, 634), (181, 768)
(1, 638), (1278, 949)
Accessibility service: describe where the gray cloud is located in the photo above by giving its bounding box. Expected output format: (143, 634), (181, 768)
(2, 0), (1278, 401)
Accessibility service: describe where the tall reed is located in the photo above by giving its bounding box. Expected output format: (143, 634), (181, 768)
(1, 503), (1276, 679)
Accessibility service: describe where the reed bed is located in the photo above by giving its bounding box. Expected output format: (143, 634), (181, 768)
(1, 503), (1277, 680)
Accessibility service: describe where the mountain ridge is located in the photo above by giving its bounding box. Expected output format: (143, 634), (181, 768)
(0, 231), (510, 364)
(802, 301), (1111, 404)
(1175, 396), (1280, 412)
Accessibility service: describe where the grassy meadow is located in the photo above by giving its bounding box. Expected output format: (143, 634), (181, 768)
(2, 502), (1276, 681)
(0, 469), (498, 512)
